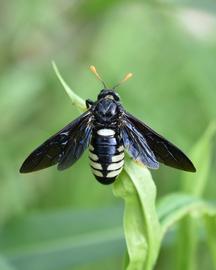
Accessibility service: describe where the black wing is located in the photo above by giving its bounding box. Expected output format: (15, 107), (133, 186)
(120, 116), (159, 169)
(123, 112), (196, 172)
(20, 111), (93, 173)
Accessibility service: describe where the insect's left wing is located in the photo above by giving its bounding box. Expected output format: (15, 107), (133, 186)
(123, 112), (196, 172)
(20, 111), (93, 173)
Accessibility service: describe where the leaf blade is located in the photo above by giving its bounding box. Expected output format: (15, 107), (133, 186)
(52, 61), (86, 112)
(113, 159), (161, 270)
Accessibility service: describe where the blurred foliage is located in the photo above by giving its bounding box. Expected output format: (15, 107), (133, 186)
(0, 0), (216, 269)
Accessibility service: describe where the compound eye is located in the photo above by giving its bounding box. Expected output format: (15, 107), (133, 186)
(113, 93), (120, 101)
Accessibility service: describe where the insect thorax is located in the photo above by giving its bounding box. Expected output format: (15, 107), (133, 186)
(93, 98), (120, 124)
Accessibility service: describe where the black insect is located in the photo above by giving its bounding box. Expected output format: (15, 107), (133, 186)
(20, 66), (196, 184)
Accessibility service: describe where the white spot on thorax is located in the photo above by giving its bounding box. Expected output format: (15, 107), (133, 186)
(97, 129), (115, 136)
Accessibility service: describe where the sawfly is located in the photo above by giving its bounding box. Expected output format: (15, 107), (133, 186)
(20, 66), (196, 184)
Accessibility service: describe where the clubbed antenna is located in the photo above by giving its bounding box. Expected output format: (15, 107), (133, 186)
(89, 65), (107, 88)
(112, 72), (133, 90)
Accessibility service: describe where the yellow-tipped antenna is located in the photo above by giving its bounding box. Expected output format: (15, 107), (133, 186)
(112, 72), (133, 90)
(89, 65), (107, 88)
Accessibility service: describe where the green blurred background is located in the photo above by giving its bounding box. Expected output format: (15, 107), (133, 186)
(0, 0), (216, 269)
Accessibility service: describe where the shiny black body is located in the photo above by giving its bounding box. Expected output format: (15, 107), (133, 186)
(90, 131), (123, 184)
(20, 89), (196, 184)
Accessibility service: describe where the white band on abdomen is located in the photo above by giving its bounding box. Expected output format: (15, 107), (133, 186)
(89, 152), (99, 161)
(112, 152), (124, 162)
(106, 168), (123, 178)
(91, 168), (103, 177)
(90, 160), (102, 170)
(107, 160), (124, 171)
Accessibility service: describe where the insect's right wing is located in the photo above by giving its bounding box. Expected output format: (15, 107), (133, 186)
(120, 115), (159, 169)
(20, 111), (93, 173)
(123, 112), (196, 172)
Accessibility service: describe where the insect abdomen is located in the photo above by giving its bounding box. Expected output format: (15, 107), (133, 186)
(89, 128), (124, 185)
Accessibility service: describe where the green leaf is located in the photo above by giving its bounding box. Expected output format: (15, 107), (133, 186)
(157, 193), (216, 238)
(52, 61), (86, 112)
(176, 123), (216, 270)
(113, 159), (161, 270)
(204, 214), (216, 268)
(157, 192), (216, 269)
(182, 122), (216, 196)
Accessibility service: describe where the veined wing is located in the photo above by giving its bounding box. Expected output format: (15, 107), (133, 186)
(124, 112), (196, 172)
(20, 111), (93, 173)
